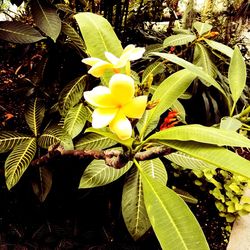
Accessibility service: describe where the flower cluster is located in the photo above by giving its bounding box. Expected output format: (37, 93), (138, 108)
(83, 45), (147, 140)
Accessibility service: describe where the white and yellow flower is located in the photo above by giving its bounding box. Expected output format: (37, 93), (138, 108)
(82, 44), (145, 77)
(84, 73), (147, 140)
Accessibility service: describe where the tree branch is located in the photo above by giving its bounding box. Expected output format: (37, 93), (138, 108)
(31, 145), (172, 169)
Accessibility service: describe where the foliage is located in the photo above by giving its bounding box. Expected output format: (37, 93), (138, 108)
(193, 168), (250, 223)
(0, 3), (249, 250)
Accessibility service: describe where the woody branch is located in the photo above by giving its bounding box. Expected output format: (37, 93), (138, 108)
(31, 144), (172, 169)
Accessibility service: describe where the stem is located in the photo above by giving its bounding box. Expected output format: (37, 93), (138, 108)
(237, 105), (250, 118)
(230, 101), (236, 117)
(133, 158), (142, 172)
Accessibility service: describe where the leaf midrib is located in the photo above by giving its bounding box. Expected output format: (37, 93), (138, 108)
(67, 104), (83, 136)
(142, 173), (189, 250)
(62, 76), (84, 112)
(8, 138), (36, 185)
(0, 27), (41, 38)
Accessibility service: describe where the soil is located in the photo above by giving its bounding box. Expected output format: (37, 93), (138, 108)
(0, 41), (230, 250)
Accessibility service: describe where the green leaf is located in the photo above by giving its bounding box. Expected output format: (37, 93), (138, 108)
(25, 98), (45, 137)
(75, 133), (117, 150)
(141, 158), (167, 184)
(193, 21), (212, 36)
(38, 125), (73, 150)
(55, 3), (75, 14)
(204, 39), (233, 58)
(137, 69), (196, 138)
(0, 21), (45, 43)
(220, 117), (242, 131)
(171, 100), (186, 123)
(163, 34), (196, 47)
(193, 43), (217, 86)
(74, 12), (123, 60)
(79, 159), (132, 188)
(85, 127), (134, 148)
(144, 44), (164, 55)
(228, 46), (247, 104)
(172, 28), (193, 35)
(140, 171), (209, 250)
(58, 75), (87, 116)
(165, 151), (216, 171)
(61, 21), (85, 53)
(0, 131), (32, 153)
(5, 138), (37, 190)
(122, 158), (167, 240)
(64, 103), (87, 139)
(152, 52), (226, 95)
(161, 141), (250, 179)
(172, 187), (198, 204)
(30, 0), (61, 42)
(32, 166), (52, 202)
(122, 166), (151, 240)
(148, 124), (250, 147)
(141, 61), (165, 86)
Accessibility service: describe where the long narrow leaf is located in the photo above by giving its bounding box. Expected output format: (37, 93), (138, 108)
(140, 169), (209, 250)
(161, 141), (250, 179)
(31, 0), (61, 42)
(152, 52), (226, 95)
(193, 43), (217, 86)
(0, 21), (45, 43)
(74, 12), (123, 60)
(5, 138), (37, 190)
(193, 21), (212, 36)
(122, 158), (167, 240)
(165, 151), (216, 171)
(228, 46), (247, 104)
(79, 160), (132, 188)
(141, 61), (165, 86)
(141, 158), (167, 184)
(148, 124), (250, 147)
(25, 98), (45, 137)
(163, 34), (196, 47)
(58, 75), (87, 116)
(122, 166), (151, 240)
(61, 21), (85, 53)
(137, 69), (196, 138)
(204, 39), (233, 58)
(0, 131), (32, 153)
(38, 125), (73, 150)
(64, 103), (87, 139)
(32, 167), (52, 202)
(75, 133), (117, 150)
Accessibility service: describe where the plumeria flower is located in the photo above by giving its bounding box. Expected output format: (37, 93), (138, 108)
(84, 73), (147, 140)
(82, 44), (145, 77)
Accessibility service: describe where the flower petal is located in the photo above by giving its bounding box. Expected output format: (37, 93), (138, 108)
(119, 45), (135, 65)
(109, 112), (132, 140)
(120, 45), (145, 62)
(122, 95), (147, 118)
(109, 74), (135, 105)
(82, 57), (103, 66)
(84, 86), (116, 108)
(128, 47), (145, 60)
(105, 52), (120, 65)
(123, 44), (136, 54)
(88, 61), (113, 77)
(92, 108), (118, 128)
